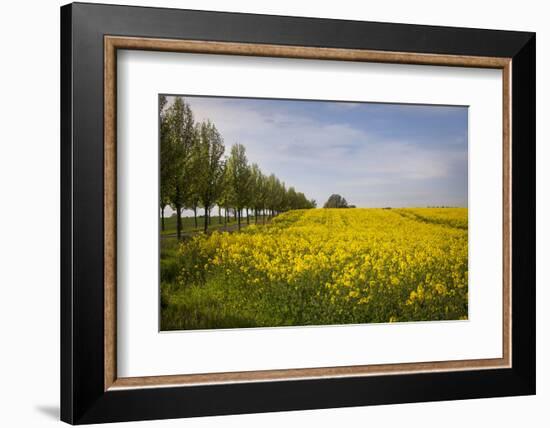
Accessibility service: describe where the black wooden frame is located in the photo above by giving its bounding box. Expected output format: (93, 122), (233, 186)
(61, 2), (536, 424)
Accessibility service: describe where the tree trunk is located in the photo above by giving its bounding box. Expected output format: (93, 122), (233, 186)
(218, 206), (222, 224)
(161, 206), (165, 231)
(176, 205), (182, 240)
(237, 209), (241, 231)
(234, 208), (237, 221)
(204, 205), (209, 233)
(224, 207), (227, 228)
(255, 209), (258, 224)
(262, 209), (266, 224)
(246, 208), (250, 224)
(193, 207), (198, 229)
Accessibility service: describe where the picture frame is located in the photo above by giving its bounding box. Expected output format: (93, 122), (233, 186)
(60, 2), (535, 424)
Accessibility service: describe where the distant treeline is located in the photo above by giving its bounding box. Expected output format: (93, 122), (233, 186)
(323, 194), (354, 209)
(160, 96), (316, 238)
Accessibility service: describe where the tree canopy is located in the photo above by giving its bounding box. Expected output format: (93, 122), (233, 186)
(323, 194), (350, 209)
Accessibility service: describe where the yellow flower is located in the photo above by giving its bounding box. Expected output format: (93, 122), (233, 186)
(174, 207), (468, 323)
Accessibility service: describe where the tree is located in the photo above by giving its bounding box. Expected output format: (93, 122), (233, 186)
(195, 121), (226, 232)
(278, 182), (288, 213)
(188, 193), (201, 229)
(161, 96), (196, 240)
(159, 94), (168, 112)
(286, 186), (298, 210)
(159, 95), (171, 231)
(265, 174), (284, 217)
(226, 144), (251, 230)
(249, 164), (267, 224)
(217, 163), (235, 229)
(185, 130), (206, 230)
(323, 194), (349, 208)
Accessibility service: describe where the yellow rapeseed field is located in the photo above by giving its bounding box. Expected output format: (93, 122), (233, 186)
(161, 208), (468, 330)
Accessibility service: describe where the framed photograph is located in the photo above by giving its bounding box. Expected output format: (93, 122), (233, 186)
(60, 2), (535, 424)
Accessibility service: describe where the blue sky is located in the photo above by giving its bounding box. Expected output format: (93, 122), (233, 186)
(170, 95), (468, 208)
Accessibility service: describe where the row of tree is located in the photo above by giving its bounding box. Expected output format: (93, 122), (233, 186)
(160, 96), (316, 239)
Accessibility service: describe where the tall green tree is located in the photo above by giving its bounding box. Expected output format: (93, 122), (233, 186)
(278, 182), (288, 213)
(286, 186), (298, 211)
(217, 164), (234, 229)
(163, 96), (196, 240)
(249, 164), (267, 224)
(218, 165), (232, 227)
(159, 95), (171, 231)
(195, 121), (226, 232)
(226, 144), (251, 230)
(265, 174), (283, 217)
(185, 128), (205, 230)
(259, 172), (269, 222)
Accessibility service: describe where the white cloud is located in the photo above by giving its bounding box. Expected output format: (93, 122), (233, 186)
(171, 96), (467, 208)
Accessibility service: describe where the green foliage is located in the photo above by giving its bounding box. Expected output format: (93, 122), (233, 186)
(226, 143), (251, 211)
(195, 121), (226, 231)
(160, 96), (199, 239)
(160, 215), (239, 236)
(323, 194), (349, 208)
(159, 238), (181, 284)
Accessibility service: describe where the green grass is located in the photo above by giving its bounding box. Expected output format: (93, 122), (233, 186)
(160, 274), (344, 330)
(160, 238), (181, 284)
(160, 215), (263, 235)
(160, 215), (276, 330)
(160, 216), (273, 330)
(161, 278), (260, 330)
